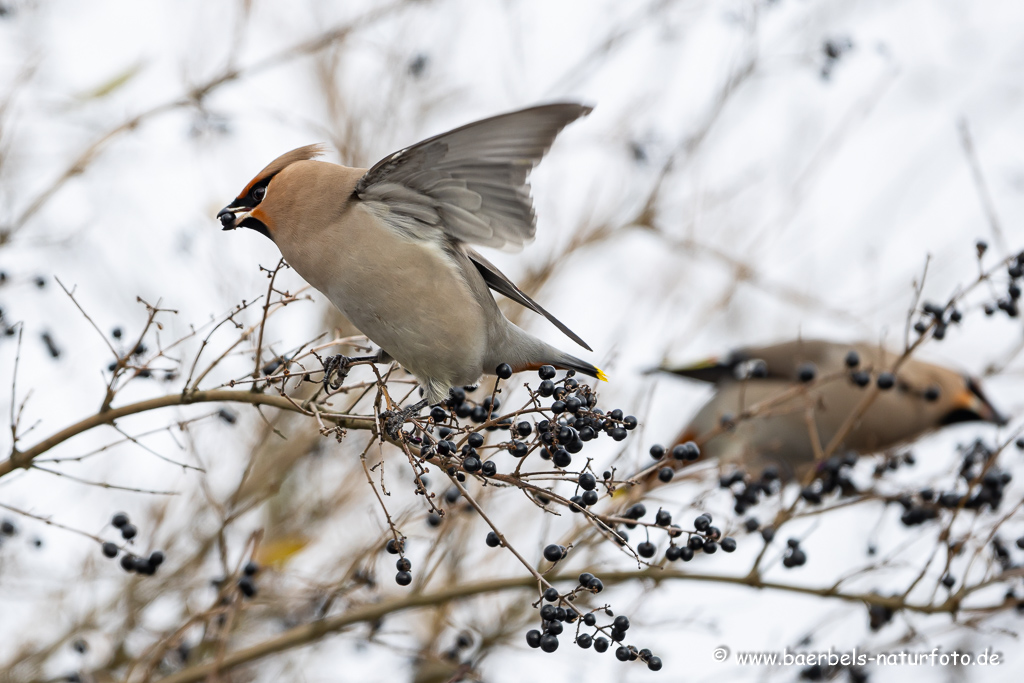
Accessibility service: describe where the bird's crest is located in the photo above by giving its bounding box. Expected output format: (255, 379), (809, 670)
(236, 143), (327, 199)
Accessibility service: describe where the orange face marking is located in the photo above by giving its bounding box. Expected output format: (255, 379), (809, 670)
(953, 387), (976, 411)
(251, 206), (272, 233)
(238, 175), (264, 200)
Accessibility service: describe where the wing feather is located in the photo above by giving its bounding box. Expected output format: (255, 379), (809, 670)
(466, 248), (592, 352)
(356, 103), (591, 249)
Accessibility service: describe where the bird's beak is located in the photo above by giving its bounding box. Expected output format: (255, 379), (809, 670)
(954, 386), (1009, 426)
(976, 393), (1009, 426)
(217, 206), (245, 231)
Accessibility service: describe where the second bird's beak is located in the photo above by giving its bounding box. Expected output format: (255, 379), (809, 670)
(953, 383), (1010, 427)
(977, 395), (1009, 426)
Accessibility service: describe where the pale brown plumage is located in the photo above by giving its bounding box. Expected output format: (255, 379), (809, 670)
(656, 339), (1006, 479)
(218, 104), (606, 404)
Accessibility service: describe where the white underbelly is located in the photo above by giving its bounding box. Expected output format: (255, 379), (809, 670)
(314, 213), (488, 385)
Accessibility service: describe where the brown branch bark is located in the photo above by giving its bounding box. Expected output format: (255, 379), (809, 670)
(153, 567), (981, 683)
(1, 389), (376, 479)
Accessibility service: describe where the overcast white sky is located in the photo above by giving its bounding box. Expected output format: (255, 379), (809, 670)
(1, 1), (1023, 681)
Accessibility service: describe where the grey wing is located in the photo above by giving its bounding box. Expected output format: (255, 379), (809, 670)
(354, 103), (592, 249)
(466, 248), (592, 351)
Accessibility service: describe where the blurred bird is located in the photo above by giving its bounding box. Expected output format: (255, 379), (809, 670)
(650, 339), (1006, 480)
(218, 104), (605, 407)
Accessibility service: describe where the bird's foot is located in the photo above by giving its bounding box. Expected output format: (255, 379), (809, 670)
(322, 351), (388, 391)
(322, 354), (354, 391)
(381, 399), (429, 440)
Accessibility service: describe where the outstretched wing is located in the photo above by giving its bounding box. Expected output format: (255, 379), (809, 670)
(355, 103), (591, 249)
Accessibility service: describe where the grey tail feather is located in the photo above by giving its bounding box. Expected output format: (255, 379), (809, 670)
(469, 251), (592, 351)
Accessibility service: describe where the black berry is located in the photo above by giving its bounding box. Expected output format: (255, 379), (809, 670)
(543, 544), (566, 562)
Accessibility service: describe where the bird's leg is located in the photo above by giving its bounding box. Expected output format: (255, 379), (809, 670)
(381, 399), (429, 441)
(322, 349), (390, 391)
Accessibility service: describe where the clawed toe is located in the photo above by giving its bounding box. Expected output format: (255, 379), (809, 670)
(322, 350), (390, 391)
(381, 399), (429, 440)
(322, 354), (352, 391)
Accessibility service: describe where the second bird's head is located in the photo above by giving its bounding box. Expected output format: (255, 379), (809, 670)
(218, 143), (328, 241)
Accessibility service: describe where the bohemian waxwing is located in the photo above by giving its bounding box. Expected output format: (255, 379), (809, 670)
(218, 104), (606, 406)
(651, 339), (1006, 480)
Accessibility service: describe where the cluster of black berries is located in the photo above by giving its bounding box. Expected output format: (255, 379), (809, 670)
(782, 538), (807, 568)
(385, 538), (413, 586)
(981, 245), (1023, 318)
(897, 491), (940, 527)
(238, 561), (259, 598)
(525, 575), (662, 670)
(957, 439), (1011, 510)
(436, 366), (516, 426)
(106, 339), (146, 372)
(800, 453), (859, 504)
(439, 631), (474, 663)
(438, 388), (504, 426)
(899, 439), (1012, 526)
(400, 365), (655, 664)
(718, 467), (781, 515)
(426, 484), (469, 527)
(872, 451), (916, 477)
(526, 598), (578, 653)
(612, 506), (737, 562)
(839, 349), (917, 394)
(419, 424), (495, 479)
(662, 513), (737, 561)
(1, 277), (57, 346)
(101, 512), (165, 575)
(913, 300), (963, 341)
(533, 373), (638, 466)
(104, 333), (177, 381)
(742, 516), (776, 544)
(562, 471), (599, 511)
(415, 379), (519, 481)
(413, 365), (636, 514)
(211, 560), (262, 602)
(646, 441), (700, 485)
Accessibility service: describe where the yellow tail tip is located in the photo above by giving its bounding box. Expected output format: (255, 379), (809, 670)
(596, 368), (609, 382)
